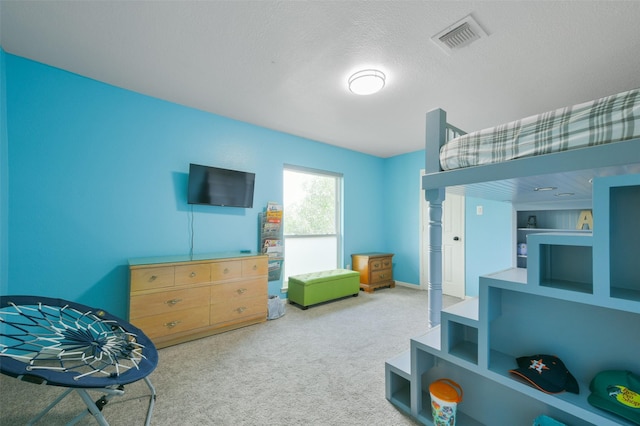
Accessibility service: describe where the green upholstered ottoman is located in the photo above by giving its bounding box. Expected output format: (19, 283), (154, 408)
(288, 269), (360, 309)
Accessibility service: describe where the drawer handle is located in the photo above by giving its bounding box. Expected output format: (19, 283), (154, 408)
(224, 268), (229, 274)
(379, 273), (386, 279)
(149, 275), (157, 282)
(237, 288), (247, 295)
(236, 307), (247, 314)
(164, 320), (181, 329)
(252, 264), (257, 270)
(190, 272), (196, 278)
(165, 298), (182, 306)
(373, 263), (380, 268)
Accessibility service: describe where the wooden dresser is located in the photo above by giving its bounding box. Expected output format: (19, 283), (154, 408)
(351, 252), (395, 293)
(129, 252), (268, 348)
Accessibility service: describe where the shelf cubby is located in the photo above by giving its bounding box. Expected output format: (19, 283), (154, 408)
(609, 184), (640, 302)
(441, 298), (479, 365)
(385, 350), (412, 415)
(527, 233), (593, 294)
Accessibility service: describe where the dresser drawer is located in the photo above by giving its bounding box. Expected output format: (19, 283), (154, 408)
(370, 268), (393, 284)
(175, 263), (210, 286)
(210, 278), (266, 302)
(130, 266), (174, 292)
(211, 260), (242, 281)
(131, 305), (210, 339)
(241, 257), (268, 277)
(210, 296), (266, 326)
(129, 286), (210, 320)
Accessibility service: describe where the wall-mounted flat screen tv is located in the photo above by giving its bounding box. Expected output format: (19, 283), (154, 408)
(187, 163), (255, 208)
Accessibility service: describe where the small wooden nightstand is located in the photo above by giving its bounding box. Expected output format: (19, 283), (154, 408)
(351, 252), (395, 293)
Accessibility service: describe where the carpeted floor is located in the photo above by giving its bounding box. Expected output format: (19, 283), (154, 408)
(0, 286), (461, 425)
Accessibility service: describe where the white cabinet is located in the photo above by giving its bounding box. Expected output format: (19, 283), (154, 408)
(386, 174), (640, 425)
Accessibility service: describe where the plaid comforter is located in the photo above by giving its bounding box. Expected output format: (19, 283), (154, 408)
(439, 88), (640, 171)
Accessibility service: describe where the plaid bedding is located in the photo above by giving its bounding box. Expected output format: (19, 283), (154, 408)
(439, 88), (640, 171)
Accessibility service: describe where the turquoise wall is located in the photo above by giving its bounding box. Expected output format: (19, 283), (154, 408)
(383, 150), (425, 285)
(2, 51), (514, 319)
(464, 196), (513, 297)
(3, 53), (387, 318)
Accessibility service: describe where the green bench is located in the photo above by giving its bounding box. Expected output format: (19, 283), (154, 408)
(288, 269), (360, 309)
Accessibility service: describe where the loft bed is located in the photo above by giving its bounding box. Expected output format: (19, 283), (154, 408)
(422, 87), (640, 326)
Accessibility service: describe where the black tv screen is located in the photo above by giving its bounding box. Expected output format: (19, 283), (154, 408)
(187, 164), (255, 208)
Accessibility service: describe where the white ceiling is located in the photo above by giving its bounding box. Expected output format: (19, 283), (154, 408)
(2, 1), (640, 158)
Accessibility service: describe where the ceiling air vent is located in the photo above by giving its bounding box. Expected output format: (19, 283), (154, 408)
(432, 14), (487, 54)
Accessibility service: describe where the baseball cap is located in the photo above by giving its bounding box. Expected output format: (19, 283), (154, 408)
(509, 354), (579, 394)
(588, 370), (640, 425)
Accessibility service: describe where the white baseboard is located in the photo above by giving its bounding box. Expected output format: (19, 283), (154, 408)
(394, 280), (425, 290)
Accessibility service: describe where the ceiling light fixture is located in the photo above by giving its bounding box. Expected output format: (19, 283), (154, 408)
(348, 69), (386, 95)
(534, 186), (557, 192)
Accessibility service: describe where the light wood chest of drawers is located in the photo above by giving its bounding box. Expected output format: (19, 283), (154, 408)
(129, 253), (268, 348)
(351, 252), (395, 293)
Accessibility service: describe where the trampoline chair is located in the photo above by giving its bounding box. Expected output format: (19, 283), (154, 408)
(0, 295), (158, 425)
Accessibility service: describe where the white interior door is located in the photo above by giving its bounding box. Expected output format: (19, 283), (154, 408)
(420, 172), (465, 298)
(442, 192), (465, 298)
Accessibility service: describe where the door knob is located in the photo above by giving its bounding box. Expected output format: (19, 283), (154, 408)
(453, 236), (460, 241)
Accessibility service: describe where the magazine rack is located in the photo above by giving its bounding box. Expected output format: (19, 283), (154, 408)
(259, 202), (284, 281)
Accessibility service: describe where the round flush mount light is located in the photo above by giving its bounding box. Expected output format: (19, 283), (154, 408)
(348, 69), (386, 95)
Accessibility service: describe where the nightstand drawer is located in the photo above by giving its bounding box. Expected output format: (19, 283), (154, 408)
(370, 269), (392, 284)
(370, 259), (387, 271)
(380, 257), (392, 269)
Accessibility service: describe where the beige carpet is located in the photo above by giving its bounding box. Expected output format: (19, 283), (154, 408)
(0, 286), (461, 425)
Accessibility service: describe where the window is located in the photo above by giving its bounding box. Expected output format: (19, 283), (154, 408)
(283, 166), (342, 285)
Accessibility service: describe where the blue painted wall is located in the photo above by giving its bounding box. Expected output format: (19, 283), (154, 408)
(3, 53), (386, 318)
(2, 51), (514, 319)
(383, 150), (425, 286)
(464, 197), (513, 296)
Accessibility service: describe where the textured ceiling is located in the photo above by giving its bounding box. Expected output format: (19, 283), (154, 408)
(2, 1), (640, 157)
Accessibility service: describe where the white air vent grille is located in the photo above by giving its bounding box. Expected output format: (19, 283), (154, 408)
(439, 22), (478, 49)
(432, 14), (488, 54)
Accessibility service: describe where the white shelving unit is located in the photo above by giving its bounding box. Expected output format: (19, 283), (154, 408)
(386, 174), (640, 425)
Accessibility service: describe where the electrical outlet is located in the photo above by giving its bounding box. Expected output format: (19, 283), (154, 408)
(476, 205), (483, 215)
